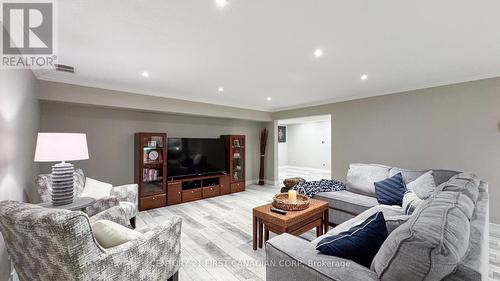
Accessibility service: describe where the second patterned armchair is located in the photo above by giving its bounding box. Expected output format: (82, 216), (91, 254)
(0, 201), (181, 281)
(35, 169), (139, 227)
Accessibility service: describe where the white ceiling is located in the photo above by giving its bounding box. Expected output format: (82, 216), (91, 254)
(36, 0), (500, 112)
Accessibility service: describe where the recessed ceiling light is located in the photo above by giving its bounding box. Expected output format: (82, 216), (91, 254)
(314, 48), (324, 58)
(142, 71), (149, 78)
(218, 87), (224, 92)
(215, 0), (228, 7)
(267, 97), (272, 101)
(360, 74), (368, 80)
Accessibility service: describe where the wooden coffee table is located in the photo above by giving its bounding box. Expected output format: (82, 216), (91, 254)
(252, 198), (329, 250)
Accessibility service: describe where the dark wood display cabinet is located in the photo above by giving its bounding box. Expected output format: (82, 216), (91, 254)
(222, 135), (246, 193)
(135, 133), (167, 211)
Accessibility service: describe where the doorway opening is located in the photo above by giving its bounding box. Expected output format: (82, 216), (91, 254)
(277, 114), (332, 184)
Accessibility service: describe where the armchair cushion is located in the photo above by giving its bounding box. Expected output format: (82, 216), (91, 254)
(81, 177), (113, 199)
(92, 220), (142, 248)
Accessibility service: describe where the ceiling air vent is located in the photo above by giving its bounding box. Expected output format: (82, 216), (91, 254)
(54, 64), (75, 73)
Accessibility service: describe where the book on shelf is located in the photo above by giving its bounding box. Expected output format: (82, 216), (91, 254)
(143, 168), (160, 182)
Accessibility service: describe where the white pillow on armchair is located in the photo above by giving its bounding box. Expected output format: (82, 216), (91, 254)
(81, 177), (113, 199)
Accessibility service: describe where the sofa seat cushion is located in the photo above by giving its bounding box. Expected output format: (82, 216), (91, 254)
(314, 190), (379, 215)
(346, 164), (391, 196)
(371, 172), (480, 281)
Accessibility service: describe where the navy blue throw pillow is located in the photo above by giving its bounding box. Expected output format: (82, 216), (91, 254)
(316, 211), (389, 268)
(374, 172), (407, 206)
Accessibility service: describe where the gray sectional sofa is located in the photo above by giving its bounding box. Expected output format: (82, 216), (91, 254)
(314, 164), (458, 225)
(266, 165), (490, 281)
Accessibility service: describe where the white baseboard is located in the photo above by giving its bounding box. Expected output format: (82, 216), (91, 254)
(245, 179), (279, 186)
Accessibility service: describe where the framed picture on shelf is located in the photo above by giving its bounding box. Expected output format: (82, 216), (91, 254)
(278, 126), (286, 143)
(148, 140), (157, 148)
(150, 136), (163, 147)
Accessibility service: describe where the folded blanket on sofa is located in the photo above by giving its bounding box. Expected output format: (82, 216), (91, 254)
(293, 179), (346, 197)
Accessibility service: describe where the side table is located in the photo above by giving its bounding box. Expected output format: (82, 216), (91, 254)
(252, 198), (329, 250)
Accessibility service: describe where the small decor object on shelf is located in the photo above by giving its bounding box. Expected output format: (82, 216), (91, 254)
(34, 133), (89, 206)
(233, 139), (240, 147)
(148, 150), (159, 161)
(272, 193), (310, 211)
(288, 190), (297, 202)
(148, 140), (157, 148)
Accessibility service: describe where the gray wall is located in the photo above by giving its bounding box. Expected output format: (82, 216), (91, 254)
(38, 80), (272, 122)
(39, 102), (267, 186)
(0, 70), (39, 281)
(279, 122), (331, 170)
(273, 77), (500, 223)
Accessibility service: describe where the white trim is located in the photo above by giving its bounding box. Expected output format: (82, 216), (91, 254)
(246, 179), (280, 186)
(271, 74), (500, 112)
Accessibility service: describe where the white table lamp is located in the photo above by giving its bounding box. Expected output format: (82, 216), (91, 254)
(34, 133), (89, 206)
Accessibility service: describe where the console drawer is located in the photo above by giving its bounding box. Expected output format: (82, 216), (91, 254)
(202, 185), (220, 198)
(230, 182), (245, 193)
(140, 194), (166, 211)
(182, 188), (202, 202)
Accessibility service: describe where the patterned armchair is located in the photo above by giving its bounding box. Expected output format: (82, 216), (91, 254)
(35, 169), (139, 227)
(0, 201), (181, 281)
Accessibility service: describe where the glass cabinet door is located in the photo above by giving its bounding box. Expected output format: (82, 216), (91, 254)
(141, 135), (165, 194)
(231, 136), (245, 182)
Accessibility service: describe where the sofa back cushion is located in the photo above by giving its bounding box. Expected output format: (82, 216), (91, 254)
(346, 164), (390, 196)
(371, 173), (479, 281)
(389, 167), (459, 186)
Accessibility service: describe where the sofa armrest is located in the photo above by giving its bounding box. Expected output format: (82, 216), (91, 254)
(110, 184), (138, 206)
(94, 216), (182, 280)
(88, 205), (130, 227)
(266, 234), (379, 281)
(84, 196), (120, 217)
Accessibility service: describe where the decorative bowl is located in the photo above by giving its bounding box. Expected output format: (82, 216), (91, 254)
(272, 193), (310, 211)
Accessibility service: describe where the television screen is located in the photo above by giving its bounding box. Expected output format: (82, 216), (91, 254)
(167, 138), (227, 179)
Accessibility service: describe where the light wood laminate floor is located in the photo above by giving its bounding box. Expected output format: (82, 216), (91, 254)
(137, 184), (500, 281)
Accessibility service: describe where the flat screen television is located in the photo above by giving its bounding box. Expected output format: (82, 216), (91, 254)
(167, 138), (227, 179)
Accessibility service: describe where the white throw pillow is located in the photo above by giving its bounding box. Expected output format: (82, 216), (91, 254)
(406, 171), (436, 199)
(81, 177), (113, 199)
(91, 220), (142, 248)
(402, 192), (424, 215)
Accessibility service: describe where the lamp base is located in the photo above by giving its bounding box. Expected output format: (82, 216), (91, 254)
(51, 162), (74, 206)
